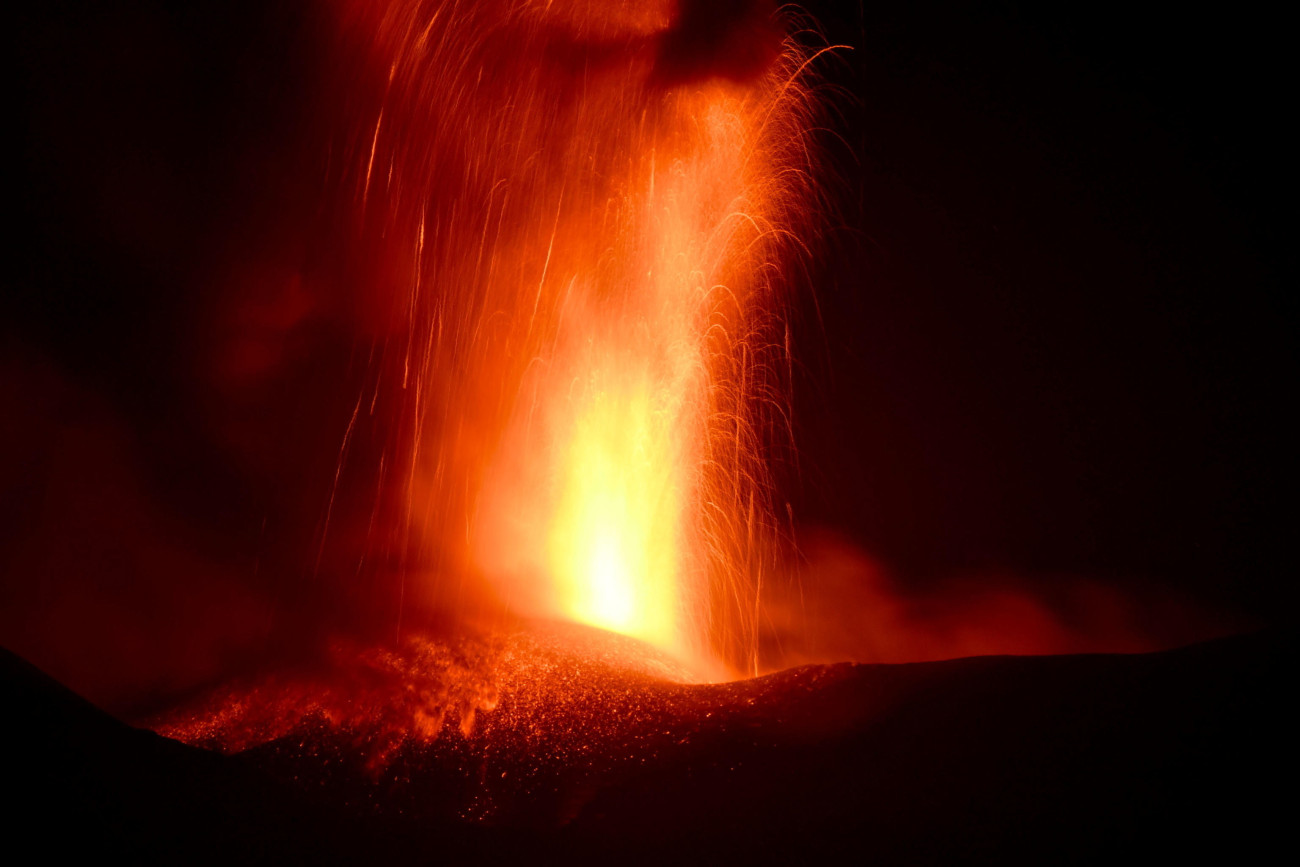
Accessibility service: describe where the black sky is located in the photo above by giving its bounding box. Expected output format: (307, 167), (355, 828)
(790, 2), (1292, 621)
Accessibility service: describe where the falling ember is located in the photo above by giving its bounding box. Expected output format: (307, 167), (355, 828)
(310, 0), (823, 680)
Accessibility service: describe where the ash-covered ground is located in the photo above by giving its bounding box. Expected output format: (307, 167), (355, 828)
(6, 624), (1293, 864)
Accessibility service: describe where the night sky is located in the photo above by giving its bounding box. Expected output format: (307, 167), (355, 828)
(789, 2), (1292, 621)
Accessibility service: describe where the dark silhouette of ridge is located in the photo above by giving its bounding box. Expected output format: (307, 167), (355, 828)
(4, 630), (1292, 863)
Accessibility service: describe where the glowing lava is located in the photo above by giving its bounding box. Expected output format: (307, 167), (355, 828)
(321, 1), (823, 679)
(548, 380), (683, 646)
(468, 44), (820, 677)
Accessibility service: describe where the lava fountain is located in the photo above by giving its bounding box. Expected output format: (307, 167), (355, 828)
(472, 9), (822, 677)
(318, 0), (825, 678)
(472, 75), (814, 677)
(144, 0), (833, 768)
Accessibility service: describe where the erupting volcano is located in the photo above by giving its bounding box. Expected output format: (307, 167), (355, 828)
(7, 0), (1292, 862)
(146, 0), (825, 758)
(324, 0), (822, 678)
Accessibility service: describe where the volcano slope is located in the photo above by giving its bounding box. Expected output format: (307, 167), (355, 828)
(4, 626), (1292, 864)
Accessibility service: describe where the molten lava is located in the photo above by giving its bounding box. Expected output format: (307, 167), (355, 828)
(473, 76), (812, 675)
(318, 0), (821, 676)
(547, 380), (684, 648)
